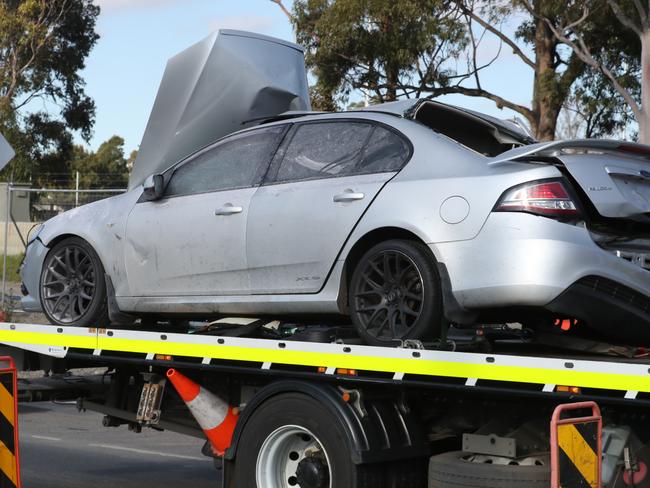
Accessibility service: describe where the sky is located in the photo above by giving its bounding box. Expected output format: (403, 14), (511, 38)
(82, 0), (534, 154)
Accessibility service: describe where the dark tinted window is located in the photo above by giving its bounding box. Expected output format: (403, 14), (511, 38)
(359, 126), (410, 172)
(275, 122), (372, 182)
(166, 126), (284, 197)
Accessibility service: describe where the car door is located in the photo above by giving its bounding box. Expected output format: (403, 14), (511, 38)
(247, 120), (412, 294)
(124, 125), (286, 297)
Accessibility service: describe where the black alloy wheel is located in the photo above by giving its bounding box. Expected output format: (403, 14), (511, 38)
(349, 239), (443, 346)
(40, 237), (109, 327)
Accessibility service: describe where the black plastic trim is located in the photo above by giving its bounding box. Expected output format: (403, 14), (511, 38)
(224, 379), (429, 465)
(546, 275), (650, 344)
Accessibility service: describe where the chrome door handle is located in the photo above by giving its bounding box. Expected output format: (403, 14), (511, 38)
(215, 203), (243, 215)
(333, 190), (365, 202)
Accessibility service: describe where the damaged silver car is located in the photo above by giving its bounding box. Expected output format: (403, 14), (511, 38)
(15, 30), (650, 346)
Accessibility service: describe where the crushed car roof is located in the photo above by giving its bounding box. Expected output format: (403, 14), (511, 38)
(128, 29), (311, 190)
(361, 99), (535, 142)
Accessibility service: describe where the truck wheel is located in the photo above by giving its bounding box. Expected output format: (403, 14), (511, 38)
(232, 392), (384, 488)
(428, 451), (550, 488)
(349, 239), (443, 346)
(385, 458), (428, 488)
(40, 237), (109, 328)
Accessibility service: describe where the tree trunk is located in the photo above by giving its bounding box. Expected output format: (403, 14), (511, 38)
(531, 2), (559, 141)
(639, 30), (650, 144)
(386, 66), (399, 101)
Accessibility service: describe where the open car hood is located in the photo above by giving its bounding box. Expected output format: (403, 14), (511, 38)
(128, 29), (311, 190)
(0, 133), (14, 172)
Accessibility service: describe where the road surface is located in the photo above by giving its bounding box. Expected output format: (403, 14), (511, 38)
(18, 402), (219, 487)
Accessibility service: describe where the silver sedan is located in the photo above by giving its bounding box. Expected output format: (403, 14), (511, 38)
(18, 98), (650, 345)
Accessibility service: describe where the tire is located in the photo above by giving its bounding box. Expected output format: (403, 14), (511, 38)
(385, 458), (428, 488)
(428, 451), (550, 488)
(39, 237), (109, 328)
(349, 239), (443, 346)
(231, 392), (384, 488)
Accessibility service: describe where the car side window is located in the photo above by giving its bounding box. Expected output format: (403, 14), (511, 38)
(165, 126), (285, 197)
(275, 122), (372, 183)
(358, 126), (410, 173)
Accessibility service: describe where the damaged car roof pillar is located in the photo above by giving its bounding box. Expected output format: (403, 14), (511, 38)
(128, 29), (311, 190)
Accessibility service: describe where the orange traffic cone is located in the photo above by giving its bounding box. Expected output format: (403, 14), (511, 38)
(166, 368), (239, 455)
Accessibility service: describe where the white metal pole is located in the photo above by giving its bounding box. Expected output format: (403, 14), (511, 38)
(75, 171), (80, 207)
(2, 183), (10, 309)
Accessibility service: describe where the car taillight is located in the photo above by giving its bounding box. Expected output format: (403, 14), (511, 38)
(494, 179), (581, 218)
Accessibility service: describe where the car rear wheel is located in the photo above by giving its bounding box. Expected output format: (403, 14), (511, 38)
(349, 239), (444, 346)
(39, 237), (109, 328)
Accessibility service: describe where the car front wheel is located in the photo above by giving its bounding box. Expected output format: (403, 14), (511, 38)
(39, 237), (109, 328)
(349, 239), (444, 346)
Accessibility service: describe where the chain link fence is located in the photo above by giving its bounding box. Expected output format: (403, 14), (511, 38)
(1, 175), (127, 308)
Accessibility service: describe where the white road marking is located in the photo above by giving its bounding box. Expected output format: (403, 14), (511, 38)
(87, 443), (208, 461)
(31, 435), (61, 441)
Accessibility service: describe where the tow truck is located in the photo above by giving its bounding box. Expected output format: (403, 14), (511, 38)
(0, 319), (648, 488)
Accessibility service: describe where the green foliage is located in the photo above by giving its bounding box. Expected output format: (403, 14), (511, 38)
(493, 0), (641, 139)
(70, 136), (129, 189)
(569, 8), (640, 139)
(293, 0), (642, 139)
(293, 0), (467, 109)
(0, 0), (100, 185)
(0, 253), (24, 282)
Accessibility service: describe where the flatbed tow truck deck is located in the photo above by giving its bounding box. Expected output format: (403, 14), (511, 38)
(2, 321), (650, 487)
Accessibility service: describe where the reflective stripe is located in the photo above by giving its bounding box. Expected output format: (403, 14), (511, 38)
(0, 440), (17, 486)
(2, 323), (650, 395)
(0, 329), (95, 350)
(0, 384), (13, 428)
(98, 337), (650, 393)
(186, 387), (229, 431)
(558, 423), (599, 487)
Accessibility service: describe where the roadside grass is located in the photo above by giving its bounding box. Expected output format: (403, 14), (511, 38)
(0, 254), (23, 282)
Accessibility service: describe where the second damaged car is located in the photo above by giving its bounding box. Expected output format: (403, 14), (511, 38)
(17, 30), (650, 346)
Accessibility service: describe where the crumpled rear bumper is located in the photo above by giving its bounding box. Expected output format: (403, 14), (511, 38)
(546, 276), (650, 345)
(19, 239), (47, 313)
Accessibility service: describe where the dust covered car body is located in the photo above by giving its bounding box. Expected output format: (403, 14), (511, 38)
(17, 32), (650, 346)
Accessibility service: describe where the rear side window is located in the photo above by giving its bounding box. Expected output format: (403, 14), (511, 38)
(275, 122), (372, 182)
(273, 121), (410, 183)
(165, 126), (284, 197)
(359, 126), (410, 173)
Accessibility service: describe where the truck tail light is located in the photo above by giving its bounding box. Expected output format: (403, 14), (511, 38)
(494, 179), (581, 218)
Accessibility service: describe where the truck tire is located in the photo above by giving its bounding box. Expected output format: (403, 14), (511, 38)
(386, 458), (428, 488)
(231, 392), (384, 488)
(428, 451), (550, 488)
